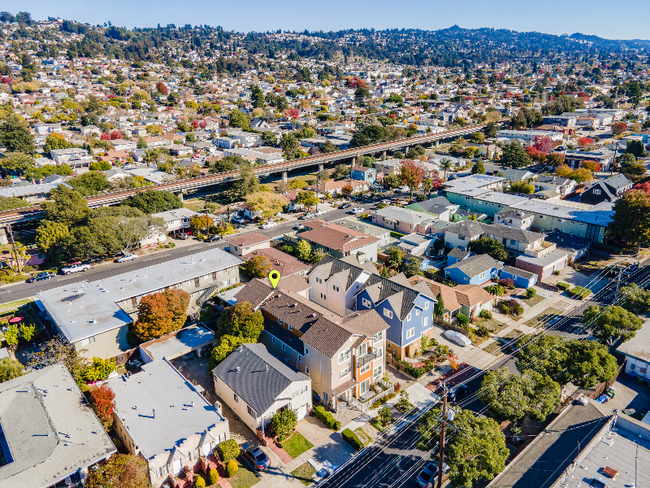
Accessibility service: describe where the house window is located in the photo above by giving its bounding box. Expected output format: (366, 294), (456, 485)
(234, 394), (239, 403)
(406, 328), (415, 339)
(406, 312), (412, 321)
(362, 298), (371, 308)
(288, 324), (293, 331)
(195, 277), (200, 287)
(424, 317), (429, 327)
(374, 331), (382, 341)
(131, 297), (137, 307)
(272, 337), (276, 344)
(297, 354), (302, 362)
(340, 368), (349, 379)
(338, 349), (351, 363)
(247, 405), (256, 417)
(305, 367), (310, 375)
(278, 318), (283, 325)
(383, 309), (393, 319)
(375, 347), (382, 357)
(281, 344), (286, 351)
(358, 343), (367, 356)
(212, 272), (217, 281)
(305, 348), (309, 356)
(373, 365), (382, 377)
(360, 363), (371, 374)
(424, 302), (429, 310)
(593, 189), (601, 195)
(333, 285), (340, 292)
(416, 309), (420, 316)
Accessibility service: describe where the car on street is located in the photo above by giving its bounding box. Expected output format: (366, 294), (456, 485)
(416, 462), (450, 487)
(299, 213), (315, 220)
(448, 384), (468, 402)
(382, 199), (392, 205)
(115, 254), (138, 263)
(349, 207), (364, 214)
(61, 263), (91, 275)
(231, 215), (245, 224)
(206, 234), (223, 242)
(260, 221), (278, 229)
(339, 203), (351, 209)
(314, 209), (326, 216)
(26, 272), (55, 283)
(241, 443), (271, 471)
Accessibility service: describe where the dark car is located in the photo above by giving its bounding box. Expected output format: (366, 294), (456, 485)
(339, 203), (352, 209)
(448, 384), (468, 402)
(26, 272), (55, 283)
(241, 443), (271, 471)
(416, 462), (450, 488)
(206, 234), (223, 242)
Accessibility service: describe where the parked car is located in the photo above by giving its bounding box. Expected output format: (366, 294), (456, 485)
(382, 199), (392, 205)
(241, 443), (271, 471)
(260, 221), (278, 229)
(349, 207), (364, 215)
(61, 263), (91, 275)
(26, 272), (55, 283)
(339, 203), (351, 209)
(206, 234), (223, 242)
(314, 209), (326, 216)
(299, 213), (315, 220)
(176, 233), (190, 240)
(442, 330), (472, 347)
(448, 384), (468, 402)
(115, 254), (138, 263)
(416, 462), (450, 488)
(231, 215), (245, 224)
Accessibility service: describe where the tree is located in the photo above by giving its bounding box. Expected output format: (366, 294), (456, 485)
(469, 237), (506, 261)
(403, 258), (424, 278)
(245, 192), (288, 222)
(609, 190), (650, 248)
(137, 136), (147, 149)
(86, 454), (151, 488)
(261, 131), (277, 146)
(332, 164), (350, 180)
(272, 409), (298, 440)
(229, 109), (250, 130)
(434, 292), (445, 319)
(531, 135), (554, 153)
(386, 246), (404, 270)
(0, 151), (33, 173)
(620, 283), (650, 315)
(383, 173), (401, 189)
(280, 133), (299, 159)
(611, 122), (628, 135)
(626, 140), (647, 158)
(545, 152), (565, 168)
(509, 179), (535, 194)
(132, 289), (190, 342)
(501, 141), (531, 168)
(123, 190), (183, 214)
(471, 159), (486, 175)
(583, 305), (643, 344)
(231, 162), (260, 200)
(156, 81), (168, 95)
(484, 122), (498, 138)
(244, 255), (272, 278)
(295, 190), (319, 211)
(0, 117), (34, 153)
(419, 409), (508, 488)
(481, 367), (560, 424)
(43, 133), (72, 156)
(296, 240), (312, 261)
(321, 140), (338, 153)
(250, 84), (265, 108)
(89, 160), (112, 171)
(439, 158), (453, 181)
(581, 160), (601, 173)
(0, 357), (23, 383)
(190, 214), (215, 233)
(216, 302), (264, 340)
(36, 220), (70, 259)
(398, 160), (425, 198)
(209, 335), (257, 369)
(88, 384), (116, 429)
(81, 357), (116, 383)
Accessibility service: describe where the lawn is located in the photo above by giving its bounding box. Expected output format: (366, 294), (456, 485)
(291, 462), (316, 486)
(483, 341), (503, 356)
(355, 427), (372, 447)
(229, 460), (260, 488)
(370, 417), (392, 432)
(503, 329), (524, 340)
(521, 294), (546, 307)
(282, 432), (314, 459)
(524, 307), (562, 328)
(475, 317), (507, 334)
(183, 198), (207, 212)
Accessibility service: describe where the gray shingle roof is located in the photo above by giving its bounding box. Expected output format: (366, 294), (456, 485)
(445, 221), (543, 244)
(501, 265), (537, 280)
(445, 254), (501, 277)
(213, 344), (309, 415)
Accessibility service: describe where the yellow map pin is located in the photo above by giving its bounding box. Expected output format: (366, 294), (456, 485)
(269, 270), (281, 289)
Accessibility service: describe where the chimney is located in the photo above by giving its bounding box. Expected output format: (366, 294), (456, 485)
(152, 409), (156, 419)
(236, 366), (240, 372)
(265, 365), (268, 372)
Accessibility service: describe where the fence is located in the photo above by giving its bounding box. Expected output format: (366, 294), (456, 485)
(354, 382), (395, 412)
(432, 316), (470, 337)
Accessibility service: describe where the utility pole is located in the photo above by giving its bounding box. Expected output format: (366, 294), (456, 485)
(5, 224), (21, 274)
(615, 263), (624, 300)
(437, 382), (448, 488)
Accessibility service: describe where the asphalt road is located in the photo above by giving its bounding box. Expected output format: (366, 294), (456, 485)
(0, 198), (387, 304)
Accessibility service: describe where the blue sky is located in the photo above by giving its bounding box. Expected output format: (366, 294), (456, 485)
(9, 0), (650, 39)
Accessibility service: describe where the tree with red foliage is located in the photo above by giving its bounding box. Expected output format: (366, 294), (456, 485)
(634, 181), (650, 194)
(1, 77), (11, 84)
(531, 135), (554, 154)
(346, 77), (366, 89)
(581, 160), (601, 173)
(110, 130), (122, 140)
(100, 133), (111, 140)
(398, 159), (426, 198)
(526, 147), (547, 164)
(612, 122), (628, 135)
(156, 82), (168, 95)
(86, 454), (150, 488)
(88, 384), (115, 429)
(422, 170), (443, 194)
(131, 289), (190, 341)
(191, 119), (200, 129)
(199, 120), (207, 129)
(283, 108), (300, 119)
(578, 137), (594, 147)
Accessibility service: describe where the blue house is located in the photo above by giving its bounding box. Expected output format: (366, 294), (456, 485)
(354, 275), (435, 360)
(445, 254), (503, 285)
(500, 265), (537, 289)
(351, 165), (376, 184)
(446, 248), (473, 267)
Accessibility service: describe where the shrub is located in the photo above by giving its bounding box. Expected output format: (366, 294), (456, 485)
(216, 439), (240, 463)
(209, 468), (219, 485)
(477, 326), (490, 338)
(553, 270), (561, 276)
(568, 286), (591, 300)
(498, 278), (515, 288)
(195, 476), (206, 488)
(370, 392), (396, 409)
(342, 428), (364, 450)
(485, 285), (505, 296)
(497, 299), (524, 317)
(81, 356), (116, 383)
(403, 362), (425, 378)
(457, 313), (470, 326)
(479, 309), (492, 319)
(557, 282), (571, 291)
(525, 288), (536, 299)
(314, 406), (341, 430)
(226, 460), (238, 478)
(272, 409), (297, 440)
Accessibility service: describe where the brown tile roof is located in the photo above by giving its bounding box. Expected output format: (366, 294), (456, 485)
(227, 232), (271, 248)
(454, 284), (494, 307)
(409, 276), (463, 312)
(299, 222), (379, 253)
(244, 248), (310, 278)
(233, 279), (275, 310)
(332, 377), (359, 396)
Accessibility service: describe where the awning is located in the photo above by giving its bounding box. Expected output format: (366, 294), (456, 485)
(332, 378), (359, 396)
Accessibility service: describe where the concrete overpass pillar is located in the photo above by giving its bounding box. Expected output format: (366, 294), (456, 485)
(352, 156), (357, 165)
(282, 171), (288, 183)
(176, 190), (184, 202)
(382, 151), (387, 159)
(435, 140), (440, 148)
(318, 163), (324, 172)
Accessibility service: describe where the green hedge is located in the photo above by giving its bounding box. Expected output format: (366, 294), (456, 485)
(568, 286), (591, 300)
(314, 406), (341, 431)
(342, 428), (364, 451)
(557, 282), (571, 291)
(216, 439), (240, 463)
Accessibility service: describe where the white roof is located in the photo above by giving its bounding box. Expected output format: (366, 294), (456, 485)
(152, 207), (199, 223)
(38, 248), (242, 343)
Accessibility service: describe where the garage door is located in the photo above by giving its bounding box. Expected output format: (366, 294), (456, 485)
(297, 404), (308, 420)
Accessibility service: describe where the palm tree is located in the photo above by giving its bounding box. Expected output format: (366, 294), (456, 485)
(143, 148), (159, 167)
(440, 158), (453, 181)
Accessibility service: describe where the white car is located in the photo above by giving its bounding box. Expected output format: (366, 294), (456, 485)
(350, 207), (364, 214)
(442, 330), (473, 347)
(260, 221), (277, 229)
(115, 254), (138, 263)
(61, 263), (91, 274)
(314, 209), (326, 216)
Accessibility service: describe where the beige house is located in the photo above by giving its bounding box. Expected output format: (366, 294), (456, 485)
(226, 232), (271, 257)
(38, 248), (242, 359)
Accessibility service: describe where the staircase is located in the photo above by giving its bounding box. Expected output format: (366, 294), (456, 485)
(196, 283), (222, 308)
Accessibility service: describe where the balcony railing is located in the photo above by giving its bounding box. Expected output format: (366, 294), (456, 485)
(357, 350), (381, 367)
